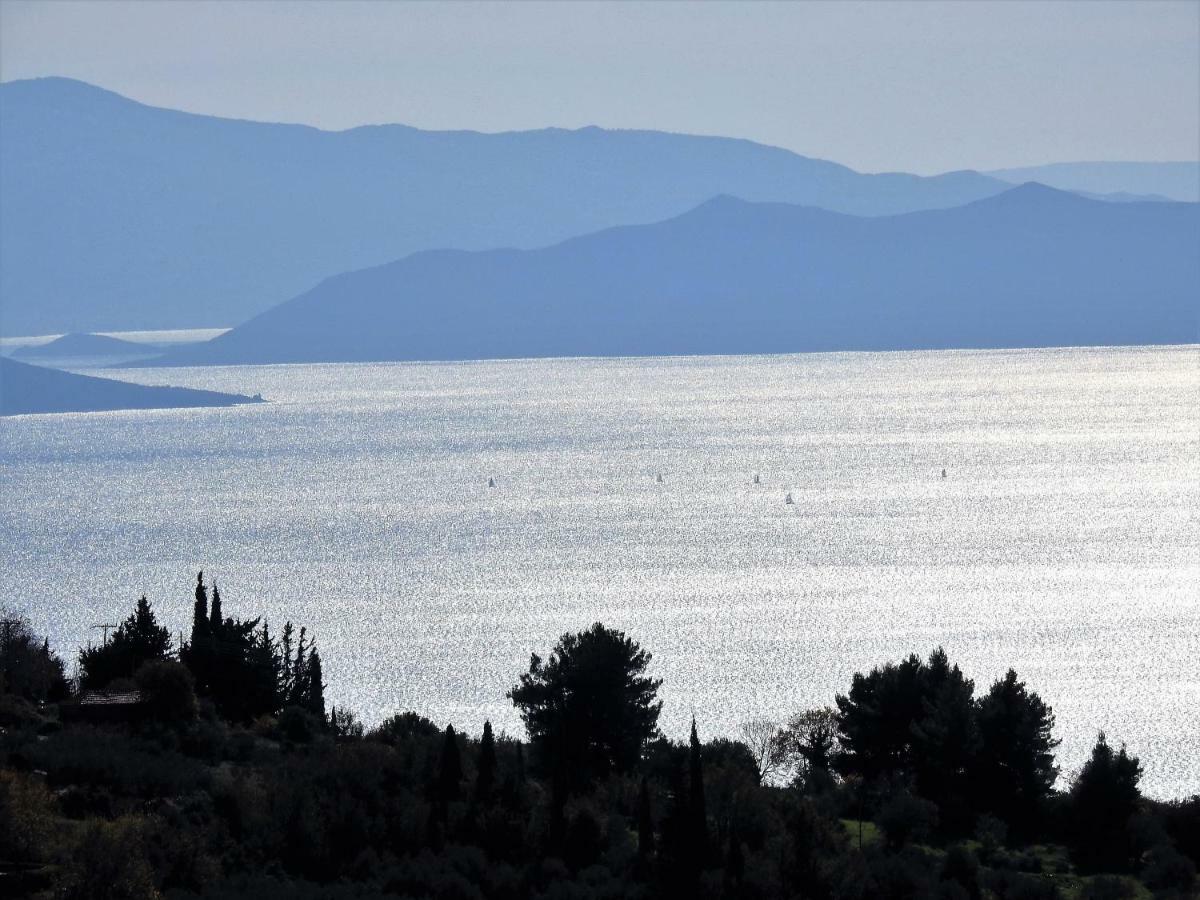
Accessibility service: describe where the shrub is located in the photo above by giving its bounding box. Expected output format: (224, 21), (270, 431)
(1078, 874), (1137, 900)
(942, 843), (982, 900)
(369, 710), (440, 744)
(1142, 844), (1197, 894)
(136, 658), (197, 723)
(876, 791), (938, 848)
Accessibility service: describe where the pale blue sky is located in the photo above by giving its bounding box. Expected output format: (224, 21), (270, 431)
(1, 0), (1197, 174)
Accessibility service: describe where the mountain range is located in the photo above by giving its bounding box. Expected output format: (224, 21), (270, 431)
(0, 76), (1140, 336)
(146, 184), (1199, 367)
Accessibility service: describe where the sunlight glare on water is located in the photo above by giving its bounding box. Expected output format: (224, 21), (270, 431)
(1, 346), (1197, 796)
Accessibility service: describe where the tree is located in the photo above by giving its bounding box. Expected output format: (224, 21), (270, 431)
(911, 648), (979, 822)
(134, 658), (196, 723)
(1068, 732), (1143, 872)
(436, 724), (464, 803)
(507, 622), (662, 789)
(783, 707), (839, 788)
(305, 649), (325, 719)
(0, 612), (68, 702)
(636, 777), (655, 862)
(688, 717), (708, 857)
(835, 652), (929, 780)
(78, 595), (172, 689)
(738, 717), (787, 785)
(973, 669), (1059, 834)
(474, 720), (496, 804)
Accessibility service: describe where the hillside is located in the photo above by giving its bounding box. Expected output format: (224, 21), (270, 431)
(12, 331), (157, 359)
(0, 77), (1012, 334)
(0, 356), (263, 415)
(150, 184), (1200, 366)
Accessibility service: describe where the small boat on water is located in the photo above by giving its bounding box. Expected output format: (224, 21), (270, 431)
(488, 477), (495, 488)
(785, 492), (794, 505)
(754, 473), (760, 485)
(656, 473), (664, 483)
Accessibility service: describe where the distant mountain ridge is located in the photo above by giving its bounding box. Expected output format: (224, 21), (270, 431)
(1, 77), (1018, 334)
(12, 332), (155, 359)
(0, 356), (262, 415)
(988, 162), (1200, 202)
(147, 184), (1200, 367)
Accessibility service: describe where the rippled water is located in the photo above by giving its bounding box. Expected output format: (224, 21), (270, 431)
(2, 346), (1197, 796)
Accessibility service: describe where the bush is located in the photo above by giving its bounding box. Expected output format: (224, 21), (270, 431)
(1078, 875), (1137, 900)
(975, 813), (1008, 863)
(0, 770), (58, 861)
(876, 791), (938, 848)
(941, 843), (982, 900)
(369, 710), (440, 744)
(1142, 844), (1197, 894)
(278, 705), (321, 743)
(136, 659), (197, 723)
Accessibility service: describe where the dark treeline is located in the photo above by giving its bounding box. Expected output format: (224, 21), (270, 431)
(1, 579), (1197, 900)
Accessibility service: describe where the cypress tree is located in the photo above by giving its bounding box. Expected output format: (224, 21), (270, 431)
(689, 717), (708, 856)
(278, 622), (295, 705)
(475, 720), (497, 804)
(306, 649), (325, 719)
(437, 724), (464, 802)
(209, 581), (223, 635)
(192, 572), (209, 640)
(291, 627), (308, 706)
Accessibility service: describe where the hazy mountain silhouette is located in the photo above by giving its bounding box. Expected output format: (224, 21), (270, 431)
(988, 162), (1200, 202)
(147, 184), (1199, 367)
(12, 332), (156, 359)
(1, 77), (1016, 335)
(0, 356), (262, 415)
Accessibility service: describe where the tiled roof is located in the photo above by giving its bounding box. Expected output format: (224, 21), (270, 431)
(77, 690), (143, 706)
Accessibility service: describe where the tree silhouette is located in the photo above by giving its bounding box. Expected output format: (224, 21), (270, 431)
(507, 622), (662, 790)
(436, 724), (463, 803)
(474, 720), (496, 805)
(1069, 732), (1143, 872)
(688, 717), (708, 857)
(973, 668), (1059, 835)
(306, 649), (325, 719)
(78, 595), (172, 689)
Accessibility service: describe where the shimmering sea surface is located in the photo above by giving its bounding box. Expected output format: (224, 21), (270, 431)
(2, 346), (1197, 796)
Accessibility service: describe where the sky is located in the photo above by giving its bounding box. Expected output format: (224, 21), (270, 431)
(0, 0), (1197, 174)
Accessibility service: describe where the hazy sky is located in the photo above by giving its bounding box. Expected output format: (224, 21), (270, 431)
(1, 0), (1197, 174)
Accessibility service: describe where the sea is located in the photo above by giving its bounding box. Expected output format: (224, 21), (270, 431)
(2, 345), (1197, 797)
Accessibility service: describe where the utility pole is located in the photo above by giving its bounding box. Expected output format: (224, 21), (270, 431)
(91, 623), (119, 645)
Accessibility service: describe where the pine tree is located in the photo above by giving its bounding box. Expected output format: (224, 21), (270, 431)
(78, 595), (172, 689)
(1068, 732), (1144, 872)
(474, 720), (496, 805)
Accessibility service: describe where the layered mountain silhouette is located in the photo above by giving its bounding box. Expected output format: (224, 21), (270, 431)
(146, 184), (1199, 367)
(12, 332), (156, 359)
(1, 77), (1015, 335)
(0, 356), (263, 415)
(988, 162), (1200, 203)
